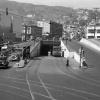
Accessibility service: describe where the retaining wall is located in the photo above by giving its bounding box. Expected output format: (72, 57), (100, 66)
(30, 41), (41, 58)
(61, 40), (80, 63)
(80, 38), (100, 52)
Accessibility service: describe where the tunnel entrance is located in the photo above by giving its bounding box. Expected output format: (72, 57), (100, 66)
(40, 42), (53, 56)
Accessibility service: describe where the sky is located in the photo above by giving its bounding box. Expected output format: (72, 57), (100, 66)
(9, 0), (100, 8)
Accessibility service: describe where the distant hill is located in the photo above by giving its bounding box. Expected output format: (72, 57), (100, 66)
(0, 0), (75, 19)
(0, 0), (75, 35)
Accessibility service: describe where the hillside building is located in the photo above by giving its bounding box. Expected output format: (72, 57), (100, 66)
(21, 24), (42, 41)
(86, 24), (100, 39)
(37, 21), (50, 35)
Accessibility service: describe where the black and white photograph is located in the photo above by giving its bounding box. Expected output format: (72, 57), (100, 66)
(0, 0), (100, 100)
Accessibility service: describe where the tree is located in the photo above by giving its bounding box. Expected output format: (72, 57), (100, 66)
(79, 20), (87, 26)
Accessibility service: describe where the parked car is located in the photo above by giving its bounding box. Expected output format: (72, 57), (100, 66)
(0, 54), (9, 67)
(8, 53), (20, 62)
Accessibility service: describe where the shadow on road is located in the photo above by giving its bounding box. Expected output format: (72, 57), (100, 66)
(32, 57), (42, 60)
(0, 66), (12, 70)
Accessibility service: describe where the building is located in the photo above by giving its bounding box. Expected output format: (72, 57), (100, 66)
(37, 21), (50, 35)
(31, 25), (42, 39)
(50, 21), (63, 38)
(21, 24), (42, 41)
(21, 25), (31, 41)
(76, 9), (89, 21)
(86, 24), (100, 39)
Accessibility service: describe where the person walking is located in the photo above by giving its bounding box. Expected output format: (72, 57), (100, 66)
(66, 58), (69, 67)
(82, 57), (88, 68)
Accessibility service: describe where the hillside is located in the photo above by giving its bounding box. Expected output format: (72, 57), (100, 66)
(0, 0), (75, 34)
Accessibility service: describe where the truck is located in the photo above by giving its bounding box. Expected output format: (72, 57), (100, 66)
(0, 45), (10, 68)
(0, 52), (9, 67)
(52, 46), (62, 57)
(52, 40), (62, 57)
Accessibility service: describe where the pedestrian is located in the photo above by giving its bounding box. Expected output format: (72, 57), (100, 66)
(66, 58), (69, 67)
(24, 58), (27, 65)
(82, 57), (88, 68)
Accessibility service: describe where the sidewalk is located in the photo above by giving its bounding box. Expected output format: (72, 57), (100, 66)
(13, 59), (31, 68)
(66, 57), (90, 73)
(68, 57), (80, 70)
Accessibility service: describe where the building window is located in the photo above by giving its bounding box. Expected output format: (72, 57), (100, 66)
(97, 29), (100, 33)
(88, 29), (95, 33)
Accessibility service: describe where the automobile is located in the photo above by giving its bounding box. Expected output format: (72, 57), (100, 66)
(14, 59), (25, 68)
(8, 53), (20, 62)
(0, 54), (9, 67)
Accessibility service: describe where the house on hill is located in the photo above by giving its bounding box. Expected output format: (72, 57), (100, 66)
(86, 23), (100, 39)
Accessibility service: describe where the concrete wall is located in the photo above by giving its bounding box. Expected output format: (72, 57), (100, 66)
(30, 41), (41, 58)
(37, 21), (50, 34)
(61, 40), (80, 63)
(80, 38), (100, 52)
(61, 40), (69, 58)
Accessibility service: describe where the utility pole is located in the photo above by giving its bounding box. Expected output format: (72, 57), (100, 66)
(24, 24), (28, 42)
(10, 15), (13, 33)
(93, 8), (100, 38)
(79, 46), (84, 68)
(0, 13), (1, 21)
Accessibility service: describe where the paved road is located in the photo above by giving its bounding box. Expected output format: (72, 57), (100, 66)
(64, 40), (100, 80)
(0, 56), (100, 100)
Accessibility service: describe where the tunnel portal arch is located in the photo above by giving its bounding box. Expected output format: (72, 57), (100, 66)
(40, 40), (53, 56)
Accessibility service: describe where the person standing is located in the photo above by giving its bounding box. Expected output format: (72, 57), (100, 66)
(82, 57), (88, 68)
(66, 58), (69, 67)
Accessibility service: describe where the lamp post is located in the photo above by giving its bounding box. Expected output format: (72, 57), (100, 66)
(79, 46), (84, 68)
(10, 15), (13, 33)
(79, 47), (82, 68)
(24, 24), (28, 42)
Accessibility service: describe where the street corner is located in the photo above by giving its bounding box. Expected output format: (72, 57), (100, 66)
(11, 58), (31, 68)
(67, 57), (81, 71)
(67, 57), (94, 73)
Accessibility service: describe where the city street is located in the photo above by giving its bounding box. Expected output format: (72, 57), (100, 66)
(64, 40), (100, 80)
(0, 56), (100, 100)
(0, 0), (100, 100)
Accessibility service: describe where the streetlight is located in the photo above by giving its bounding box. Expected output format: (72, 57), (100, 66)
(24, 24), (28, 42)
(10, 15), (13, 33)
(79, 46), (84, 68)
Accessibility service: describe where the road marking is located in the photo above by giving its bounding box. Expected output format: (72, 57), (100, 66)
(54, 68), (100, 97)
(0, 77), (100, 99)
(29, 80), (100, 98)
(0, 82), (29, 94)
(2, 69), (100, 99)
(57, 58), (100, 87)
(67, 66), (100, 83)
(46, 83), (100, 98)
(32, 91), (55, 99)
(47, 87), (90, 100)
(37, 73), (56, 100)
(26, 72), (35, 100)
(36, 59), (56, 100)
(0, 78), (53, 99)
(25, 82), (96, 99)
(2, 74), (100, 98)
(0, 88), (29, 99)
